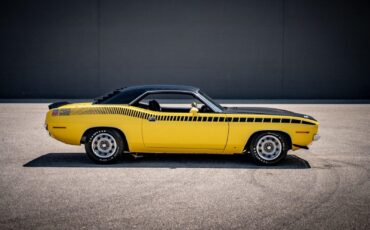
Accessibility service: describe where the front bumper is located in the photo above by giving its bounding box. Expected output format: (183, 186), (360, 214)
(313, 134), (320, 141)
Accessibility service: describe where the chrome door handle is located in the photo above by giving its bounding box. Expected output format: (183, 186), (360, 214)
(148, 116), (156, 122)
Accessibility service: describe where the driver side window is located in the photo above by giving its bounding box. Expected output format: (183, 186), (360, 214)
(133, 93), (213, 113)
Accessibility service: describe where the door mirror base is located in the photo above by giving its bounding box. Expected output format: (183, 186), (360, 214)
(190, 107), (198, 116)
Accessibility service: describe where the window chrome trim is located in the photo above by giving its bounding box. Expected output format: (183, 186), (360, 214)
(128, 90), (223, 113)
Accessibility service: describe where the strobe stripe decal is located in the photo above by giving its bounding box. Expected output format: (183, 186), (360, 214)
(61, 107), (316, 125)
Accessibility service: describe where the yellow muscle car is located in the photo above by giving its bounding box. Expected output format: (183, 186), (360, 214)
(44, 85), (319, 165)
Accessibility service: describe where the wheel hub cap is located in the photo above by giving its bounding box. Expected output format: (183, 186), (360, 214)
(91, 133), (117, 158)
(256, 135), (282, 161)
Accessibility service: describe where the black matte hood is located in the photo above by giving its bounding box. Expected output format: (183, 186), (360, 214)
(224, 107), (316, 121)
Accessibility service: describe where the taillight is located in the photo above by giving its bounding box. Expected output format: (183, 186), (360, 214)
(52, 109), (59, 116)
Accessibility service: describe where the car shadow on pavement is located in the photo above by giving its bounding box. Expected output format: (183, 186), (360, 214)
(23, 153), (310, 169)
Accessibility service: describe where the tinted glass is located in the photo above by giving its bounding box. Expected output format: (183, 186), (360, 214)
(137, 93), (203, 110)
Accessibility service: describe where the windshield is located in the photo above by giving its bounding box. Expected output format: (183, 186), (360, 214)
(198, 91), (224, 111)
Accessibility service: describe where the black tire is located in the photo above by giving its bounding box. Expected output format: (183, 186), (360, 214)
(249, 132), (288, 165)
(85, 129), (124, 164)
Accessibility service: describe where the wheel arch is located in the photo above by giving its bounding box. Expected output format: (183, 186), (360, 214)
(244, 130), (292, 152)
(81, 127), (129, 152)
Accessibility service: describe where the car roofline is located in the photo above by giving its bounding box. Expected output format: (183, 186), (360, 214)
(121, 84), (200, 93)
(94, 85), (200, 105)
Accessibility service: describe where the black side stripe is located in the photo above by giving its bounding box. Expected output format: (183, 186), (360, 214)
(69, 108), (315, 125)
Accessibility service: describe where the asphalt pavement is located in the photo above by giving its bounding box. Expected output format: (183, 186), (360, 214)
(0, 103), (369, 229)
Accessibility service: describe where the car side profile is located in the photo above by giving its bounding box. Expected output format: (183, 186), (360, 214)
(44, 85), (319, 165)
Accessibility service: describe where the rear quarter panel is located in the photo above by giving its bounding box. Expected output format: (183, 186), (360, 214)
(45, 105), (144, 149)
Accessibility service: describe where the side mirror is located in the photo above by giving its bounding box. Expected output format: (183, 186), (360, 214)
(190, 107), (198, 116)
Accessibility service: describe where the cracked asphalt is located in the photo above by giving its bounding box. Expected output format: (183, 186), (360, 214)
(0, 103), (369, 229)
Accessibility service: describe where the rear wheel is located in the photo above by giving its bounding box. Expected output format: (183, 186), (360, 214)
(85, 129), (123, 163)
(249, 132), (288, 165)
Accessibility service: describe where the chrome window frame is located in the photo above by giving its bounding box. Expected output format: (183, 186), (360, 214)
(128, 90), (223, 113)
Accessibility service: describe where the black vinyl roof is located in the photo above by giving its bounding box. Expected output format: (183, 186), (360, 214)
(94, 85), (199, 104)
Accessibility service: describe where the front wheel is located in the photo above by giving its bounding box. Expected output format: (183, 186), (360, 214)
(249, 132), (288, 165)
(85, 129), (124, 163)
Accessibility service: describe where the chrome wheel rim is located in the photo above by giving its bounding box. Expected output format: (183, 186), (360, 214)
(91, 133), (117, 158)
(256, 135), (282, 161)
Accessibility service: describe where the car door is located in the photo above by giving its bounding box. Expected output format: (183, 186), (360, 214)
(137, 92), (229, 150)
(142, 111), (228, 150)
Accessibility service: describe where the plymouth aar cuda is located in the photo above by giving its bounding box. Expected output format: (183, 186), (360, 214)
(45, 85), (319, 165)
